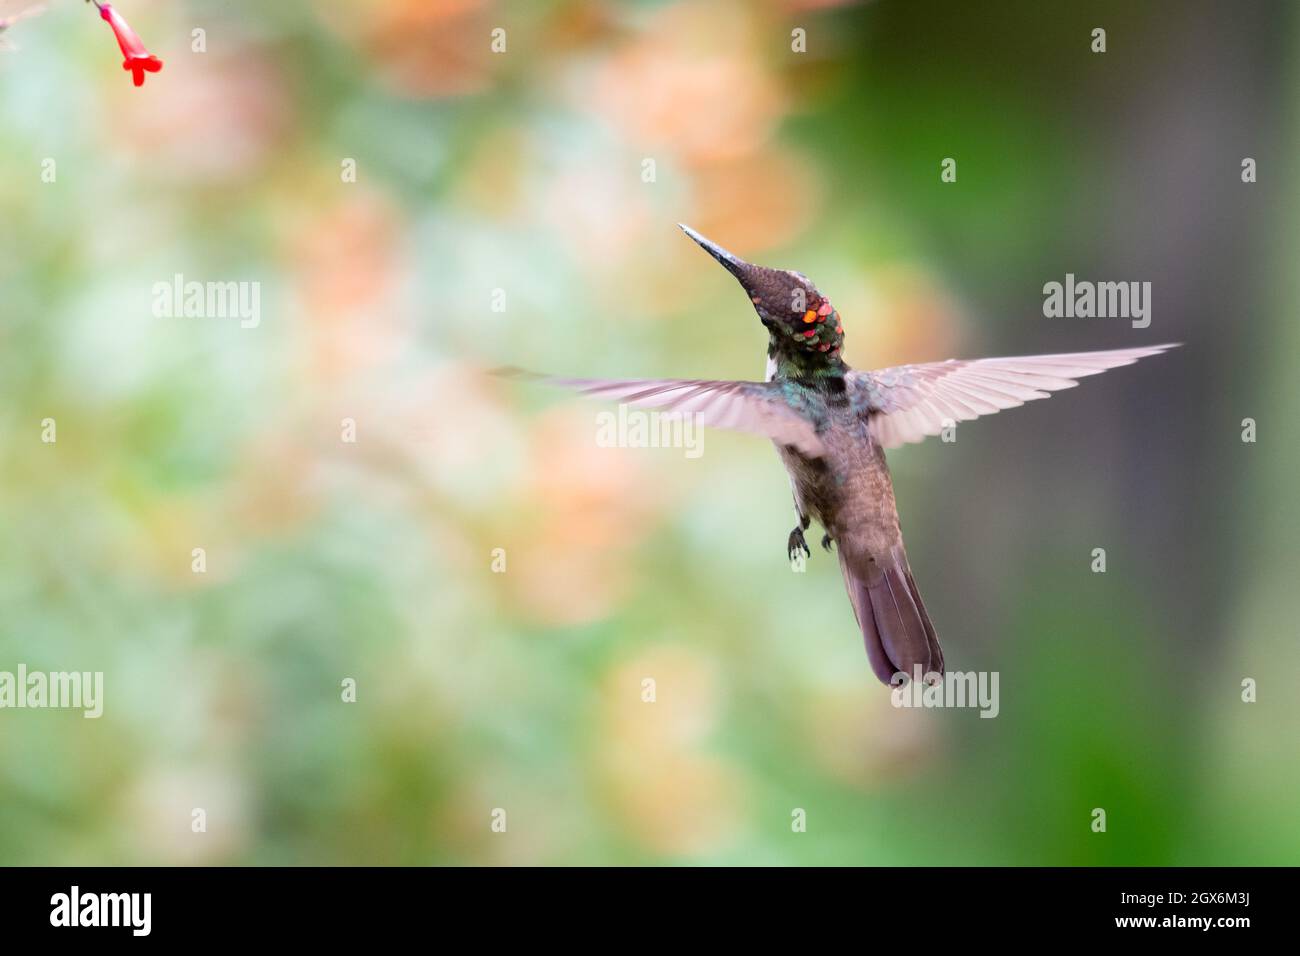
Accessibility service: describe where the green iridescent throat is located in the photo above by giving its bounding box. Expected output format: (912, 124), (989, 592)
(768, 310), (847, 381)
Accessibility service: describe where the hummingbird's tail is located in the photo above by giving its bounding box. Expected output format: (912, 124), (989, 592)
(837, 544), (943, 686)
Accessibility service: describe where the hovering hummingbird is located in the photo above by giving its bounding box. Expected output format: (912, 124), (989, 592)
(511, 225), (1176, 686)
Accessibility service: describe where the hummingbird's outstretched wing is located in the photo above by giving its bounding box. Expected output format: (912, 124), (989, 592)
(0, 1), (47, 50)
(500, 370), (826, 457)
(848, 344), (1179, 448)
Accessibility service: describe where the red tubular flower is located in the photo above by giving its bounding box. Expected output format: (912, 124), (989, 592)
(94, 2), (162, 87)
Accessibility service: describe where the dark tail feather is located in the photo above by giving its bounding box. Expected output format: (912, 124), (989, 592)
(838, 549), (896, 685)
(838, 546), (943, 686)
(904, 567), (943, 675)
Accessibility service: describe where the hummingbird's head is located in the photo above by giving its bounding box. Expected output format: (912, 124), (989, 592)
(679, 224), (844, 361)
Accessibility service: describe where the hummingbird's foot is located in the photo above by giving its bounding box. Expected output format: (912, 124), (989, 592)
(821, 534), (834, 552)
(787, 527), (811, 562)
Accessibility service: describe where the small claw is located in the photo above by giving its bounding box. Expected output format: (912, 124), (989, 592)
(821, 534), (834, 552)
(787, 527), (811, 561)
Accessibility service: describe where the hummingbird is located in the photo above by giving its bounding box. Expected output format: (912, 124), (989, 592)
(511, 225), (1177, 686)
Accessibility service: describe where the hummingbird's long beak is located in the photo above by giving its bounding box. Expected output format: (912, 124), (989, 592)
(678, 224), (751, 282)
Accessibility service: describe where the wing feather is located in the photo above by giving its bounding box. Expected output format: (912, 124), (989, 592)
(849, 344), (1178, 448)
(499, 370), (826, 457)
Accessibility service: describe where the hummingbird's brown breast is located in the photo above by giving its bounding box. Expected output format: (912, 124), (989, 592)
(777, 406), (903, 573)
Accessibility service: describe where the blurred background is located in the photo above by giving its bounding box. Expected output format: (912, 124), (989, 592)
(0, 0), (1296, 865)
